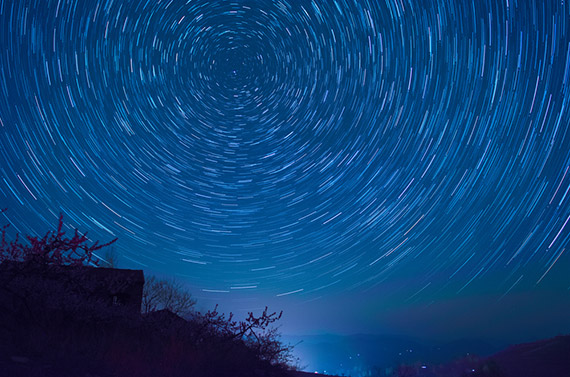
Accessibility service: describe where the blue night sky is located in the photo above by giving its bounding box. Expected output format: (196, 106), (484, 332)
(1, 0), (570, 345)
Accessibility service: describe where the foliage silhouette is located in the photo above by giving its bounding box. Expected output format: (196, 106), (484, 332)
(1, 209), (117, 266)
(191, 304), (295, 368)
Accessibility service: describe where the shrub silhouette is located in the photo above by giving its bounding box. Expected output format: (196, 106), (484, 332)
(189, 305), (296, 368)
(0, 209), (116, 266)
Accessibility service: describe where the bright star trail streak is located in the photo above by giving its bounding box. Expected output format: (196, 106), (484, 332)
(1, 0), (570, 338)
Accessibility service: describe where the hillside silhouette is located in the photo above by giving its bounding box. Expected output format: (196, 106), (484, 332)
(0, 260), (305, 377)
(0, 212), (305, 377)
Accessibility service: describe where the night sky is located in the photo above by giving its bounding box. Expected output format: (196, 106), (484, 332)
(1, 0), (570, 349)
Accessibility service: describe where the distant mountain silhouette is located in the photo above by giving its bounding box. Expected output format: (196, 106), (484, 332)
(284, 333), (500, 375)
(483, 335), (570, 377)
(291, 333), (570, 377)
(384, 334), (570, 377)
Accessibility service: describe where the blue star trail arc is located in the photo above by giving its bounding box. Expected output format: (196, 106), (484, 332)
(1, 0), (570, 301)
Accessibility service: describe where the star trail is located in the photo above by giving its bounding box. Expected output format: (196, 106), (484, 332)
(1, 0), (570, 340)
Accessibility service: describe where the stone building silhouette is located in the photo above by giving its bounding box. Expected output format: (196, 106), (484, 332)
(0, 261), (145, 320)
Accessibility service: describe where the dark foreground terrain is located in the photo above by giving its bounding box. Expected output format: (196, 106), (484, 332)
(0, 261), (298, 377)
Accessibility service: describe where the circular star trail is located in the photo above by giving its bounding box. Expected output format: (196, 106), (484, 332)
(1, 0), (570, 303)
